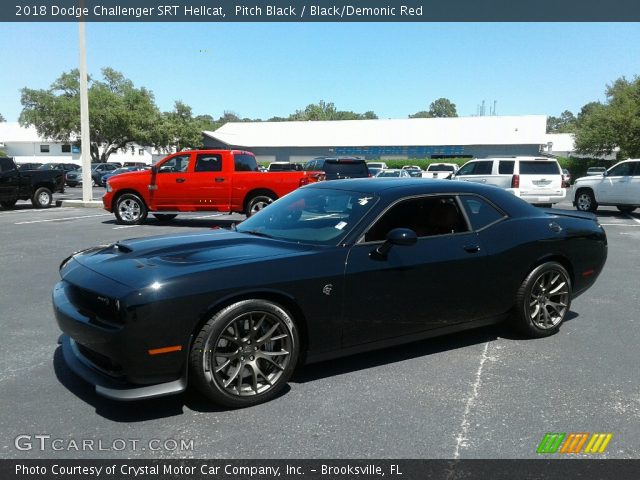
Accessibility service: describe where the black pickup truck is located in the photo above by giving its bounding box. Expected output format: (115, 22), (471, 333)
(0, 157), (65, 208)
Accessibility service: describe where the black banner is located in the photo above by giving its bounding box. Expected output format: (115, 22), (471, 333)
(3, 460), (640, 480)
(3, 0), (640, 22)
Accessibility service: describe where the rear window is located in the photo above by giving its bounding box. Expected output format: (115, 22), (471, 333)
(427, 164), (455, 172)
(519, 161), (561, 175)
(234, 153), (259, 172)
(323, 161), (369, 176)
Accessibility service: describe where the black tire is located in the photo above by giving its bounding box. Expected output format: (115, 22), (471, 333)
(153, 213), (178, 222)
(1, 199), (18, 209)
(31, 187), (53, 208)
(575, 189), (597, 212)
(114, 193), (148, 225)
(190, 299), (299, 408)
(67, 182), (77, 188)
(616, 205), (637, 214)
(513, 262), (572, 338)
(245, 194), (276, 217)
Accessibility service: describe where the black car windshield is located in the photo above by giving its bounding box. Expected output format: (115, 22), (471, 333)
(236, 187), (378, 245)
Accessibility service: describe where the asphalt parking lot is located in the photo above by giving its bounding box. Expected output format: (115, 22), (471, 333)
(0, 188), (639, 459)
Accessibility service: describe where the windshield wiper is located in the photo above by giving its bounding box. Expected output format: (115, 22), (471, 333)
(239, 229), (274, 239)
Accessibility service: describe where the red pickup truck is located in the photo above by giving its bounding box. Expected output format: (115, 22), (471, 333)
(103, 150), (323, 225)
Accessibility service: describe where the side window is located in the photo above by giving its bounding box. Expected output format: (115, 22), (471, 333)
(631, 162), (640, 176)
(457, 162), (477, 176)
(460, 195), (505, 231)
(474, 161), (494, 175)
(159, 154), (191, 173)
(0, 158), (16, 172)
(195, 154), (222, 172)
(234, 153), (258, 172)
(365, 196), (468, 242)
(608, 162), (633, 177)
(498, 161), (515, 174)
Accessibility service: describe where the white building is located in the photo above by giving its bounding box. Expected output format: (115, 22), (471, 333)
(0, 122), (156, 165)
(203, 115), (551, 163)
(543, 133), (618, 160)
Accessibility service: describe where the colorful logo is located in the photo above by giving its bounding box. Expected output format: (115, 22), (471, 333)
(537, 432), (613, 454)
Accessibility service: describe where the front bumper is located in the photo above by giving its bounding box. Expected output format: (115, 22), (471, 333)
(60, 334), (187, 401)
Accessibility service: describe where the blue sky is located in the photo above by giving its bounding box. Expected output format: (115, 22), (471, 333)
(1, 22), (640, 122)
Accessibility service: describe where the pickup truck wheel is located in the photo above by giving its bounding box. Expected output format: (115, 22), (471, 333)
(246, 194), (275, 217)
(153, 214), (178, 222)
(575, 189), (597, 212)
(1, 199), (18, 209)
(617, 206), (637, 214)
(190, 299), (299, 408)
(31, 187), (53, 208)
(114, 193), (148, 225)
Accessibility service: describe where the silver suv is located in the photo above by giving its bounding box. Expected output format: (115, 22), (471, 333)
(453, 156), (566, 206)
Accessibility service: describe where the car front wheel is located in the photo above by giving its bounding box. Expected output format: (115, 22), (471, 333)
(190, 299), (299, 408)
(575, 189), (597, 212)
(513, 262), (572, 338)
(114, 193), (148, 225)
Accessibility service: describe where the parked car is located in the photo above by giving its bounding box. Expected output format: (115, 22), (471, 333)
(401, 166), (424, 178)
(16, 162), (43, 170)
(0, 157), (65, 208)
(100, 167), (145, 186)
(376, 169), (411, 178)
(368, 167), (383, 177)
(64, 168), (83, 187)
(304, 157), (370, 180)
(267, 162), (304, 172)
(453, 156), (566, 206)
(53, 178), (607, 407)
(573, 159), (640, 213)
(91, 163), (119, 186)
(586, 167), (607, 176)
(367, 161), (388, 170)
(424, 163), (459, 179)
(38, 162), (81, 172)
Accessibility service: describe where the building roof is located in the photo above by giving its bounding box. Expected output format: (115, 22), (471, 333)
(204, 115), (548, 148)
(0, 122), (48, 143)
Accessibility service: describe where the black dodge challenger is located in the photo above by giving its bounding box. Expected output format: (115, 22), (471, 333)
(53, 179), (607, 407)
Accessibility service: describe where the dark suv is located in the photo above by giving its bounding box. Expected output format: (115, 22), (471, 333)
(304, 157), (369, 180)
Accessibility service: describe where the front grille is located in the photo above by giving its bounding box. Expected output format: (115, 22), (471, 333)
(76, 343), (123, 377)
(66, 284), (122, 326)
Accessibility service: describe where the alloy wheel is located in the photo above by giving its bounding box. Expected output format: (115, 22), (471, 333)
(528, 269), (570, 329)
(118, 198), (141, 222)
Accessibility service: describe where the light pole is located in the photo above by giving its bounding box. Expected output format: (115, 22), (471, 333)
(78, 13), (92, 202)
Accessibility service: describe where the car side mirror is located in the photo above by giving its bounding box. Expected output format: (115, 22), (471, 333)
(602, 170), (608, 177)
(371, 228), (417, 260)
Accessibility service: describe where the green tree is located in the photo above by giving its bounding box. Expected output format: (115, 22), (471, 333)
(547, 110), (577, 133)
(20, 68), (162, 162)
(410, 98), (458, 118)
(288, 101), (377, 121)
(0, 113), (5, 122)
(575, 76), (640, 158)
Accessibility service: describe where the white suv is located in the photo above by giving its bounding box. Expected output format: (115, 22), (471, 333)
(573, 159), (640, 213)
(453, 157), (566, 206)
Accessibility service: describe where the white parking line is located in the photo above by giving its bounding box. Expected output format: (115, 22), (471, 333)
(113, 225), (139, 230)
(599, 223), (640, 227)
(627, 214), (640, 225)
(15, 213), (112, 225)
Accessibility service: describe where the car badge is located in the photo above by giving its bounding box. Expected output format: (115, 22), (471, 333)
(322, 284), (333, 296)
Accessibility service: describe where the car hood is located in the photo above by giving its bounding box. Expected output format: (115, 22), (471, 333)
(68, 230), (313, 289)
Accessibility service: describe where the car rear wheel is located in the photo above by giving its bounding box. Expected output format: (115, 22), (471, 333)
(575, 189), (597, 212)
(153, 214), (178, 222)
(190, 299), (299, 408)
(31, 187), (53, 208)
(114, 193), (148, 225)
(617, 205), (637, 214)
(246, 194), (276, 217)
(513, 262), (572, 338)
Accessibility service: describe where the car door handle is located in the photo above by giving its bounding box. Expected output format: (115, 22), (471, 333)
(176, 178), (186, 183)
(463, 245), (481, 253)
(215, 177), (225, 183)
